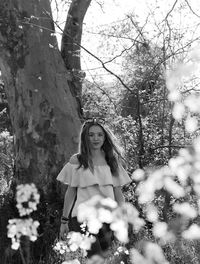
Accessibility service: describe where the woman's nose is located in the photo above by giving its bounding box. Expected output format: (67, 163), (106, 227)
(94, 134), (98, 140)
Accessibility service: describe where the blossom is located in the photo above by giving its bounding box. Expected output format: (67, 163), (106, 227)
(131, 169), (145, 181)
(54, 240), (70, 254)
(120, 203), (145, 231)
(16, 183), (40, 216)
(168, 89), (181, 102)
(67, 232), (95, 253)
(100, 197), (118, 209)
(172, 103), (185, 120)
(153, 222), (168, 239)
(185, 95), (200, 113)
(182, 224), (200, 239)
(130, 248), (148, 264)
(77, 196), (143, 244)
(145, 242), (169, 264)
(98, 208), (113, 223)
(77, 203), (97, 223)
(164, 177), (185, 198)
(87, 218), (102, 234)
(0, 130), (11, 139)
(173, 203), (197, 219)
(146, 204), (158, 223)
(185, 116), (198, 133)
(137, 181), (155, 204)
(110, 219), (128, 243)
(7, 218), (39, 250)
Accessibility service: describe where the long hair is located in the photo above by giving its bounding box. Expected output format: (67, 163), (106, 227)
(77, 120), (124, 177)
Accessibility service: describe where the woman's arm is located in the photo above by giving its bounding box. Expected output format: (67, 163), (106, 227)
(62, 186), (77, 218)
(113, 186), (125, 205)
(59, 186), (77, 240)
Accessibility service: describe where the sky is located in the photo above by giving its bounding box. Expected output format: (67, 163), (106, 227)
(51, 0), (200, 83)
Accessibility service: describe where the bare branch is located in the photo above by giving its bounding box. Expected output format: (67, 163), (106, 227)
(103, 42), (136, 65)
(163, 0), (179, 21)
(184, 0), (200, 18)
(84, 30), (143, 43)
(43, 10), (133, 92)
(127, 15), (147, 43)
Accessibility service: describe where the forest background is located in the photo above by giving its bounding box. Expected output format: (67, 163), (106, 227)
(1, 0), (200, 263)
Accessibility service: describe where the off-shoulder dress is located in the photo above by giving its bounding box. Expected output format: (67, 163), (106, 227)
(57, 157), (131, 257)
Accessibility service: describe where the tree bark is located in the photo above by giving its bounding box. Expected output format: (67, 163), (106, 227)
(0, 0), (81, 190)
(61, 0), (92, 103)
(0, 0), (91, 262)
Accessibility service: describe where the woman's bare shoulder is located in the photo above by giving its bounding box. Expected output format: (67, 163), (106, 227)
(69, 154), (79, 165)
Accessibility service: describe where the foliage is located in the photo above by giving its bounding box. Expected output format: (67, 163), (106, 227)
(0, 130), (13, 202)
(0, 78), (12, 133)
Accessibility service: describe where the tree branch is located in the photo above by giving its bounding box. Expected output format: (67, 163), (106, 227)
(163, 0), (179, 21)
(184, 0), (200, 18)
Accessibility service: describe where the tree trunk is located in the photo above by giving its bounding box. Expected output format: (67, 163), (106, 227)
(0, 0), (83, 262)
(61, 0), (92, 104)
(0, 0), (81, 188)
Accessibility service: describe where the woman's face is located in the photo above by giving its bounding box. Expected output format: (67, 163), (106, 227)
(88, 125), (105, 150)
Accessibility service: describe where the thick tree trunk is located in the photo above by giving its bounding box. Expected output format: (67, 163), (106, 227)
(0, 0), (81, 190)
(0, 1), (88, 262)
(61, 0), (92, 104)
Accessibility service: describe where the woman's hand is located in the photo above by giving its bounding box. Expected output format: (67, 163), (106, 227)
(59, 222), (69, 240)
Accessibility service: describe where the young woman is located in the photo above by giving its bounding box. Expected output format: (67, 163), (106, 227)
(57, 119), (131, 262)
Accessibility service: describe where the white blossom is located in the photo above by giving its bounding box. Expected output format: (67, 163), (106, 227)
(87, 218), (102, 234)
(131, 169), (145, 181)
(172, 103), (185, 120)
(185, 116), (198, 133)
(67, 232), (95, 253)
(100, 197), (118, 209)
(145, 242), (169, 264)
(164, 177), (185, 198)
(54, 240), (70, 254)
(185, 95), (200, 113)
(182, 224), (200, 240)
(137, 181), (155, 204)
(168, 89), (181, 102)
(110, 219), (128, 243)
(7, 218), (39, 250)
(0, 131), (11, 139)
(98, 208), (113, 223)
(77, 202), (97, 223)
(173, 203), (197, 219)
(153, 222), (168, 238)
(16, 183), (40, 216)
(146, 204), (158, 223)
(130, 248), (148, 264)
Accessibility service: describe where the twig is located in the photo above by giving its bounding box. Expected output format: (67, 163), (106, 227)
(184, 0), (200, 18)
(163, 0), (179, 21)
(43, 9), (133, 92)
